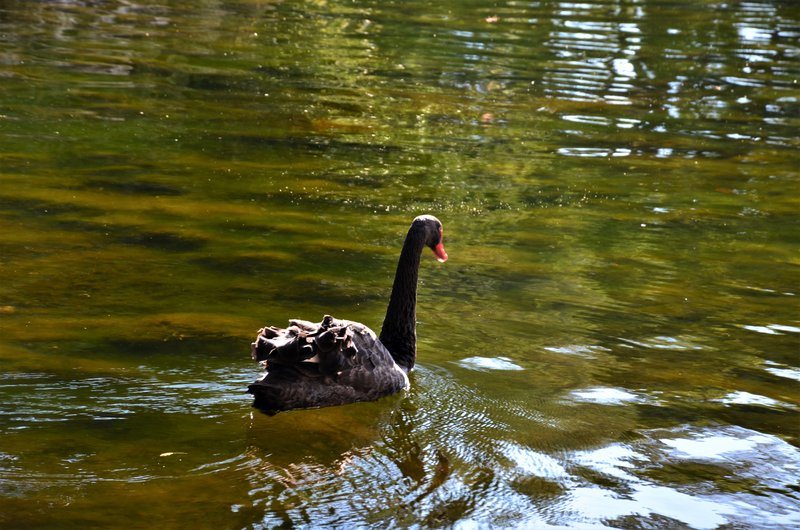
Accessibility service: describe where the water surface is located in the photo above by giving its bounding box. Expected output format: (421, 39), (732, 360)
(1, 0), (799, 528)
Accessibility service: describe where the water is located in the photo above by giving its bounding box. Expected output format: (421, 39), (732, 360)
(1, 0), (799, 528)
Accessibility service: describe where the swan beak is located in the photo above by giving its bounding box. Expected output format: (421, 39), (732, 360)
(433, 242), (448, 263)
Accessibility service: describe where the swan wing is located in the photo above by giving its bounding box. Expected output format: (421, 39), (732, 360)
(248, 315), (409, 412)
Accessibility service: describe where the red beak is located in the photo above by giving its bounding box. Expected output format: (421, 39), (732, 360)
(433, 242), (448, 263)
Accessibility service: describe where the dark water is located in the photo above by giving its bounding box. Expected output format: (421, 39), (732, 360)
(1, 0), (799, 528)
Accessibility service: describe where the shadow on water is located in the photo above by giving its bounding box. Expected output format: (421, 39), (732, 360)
(242, 370), (500, 528)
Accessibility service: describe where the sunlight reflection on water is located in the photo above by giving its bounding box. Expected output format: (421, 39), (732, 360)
(563, 425), (800, 529)
(456, 356), (524, 371)
(569, 387), (645, 405)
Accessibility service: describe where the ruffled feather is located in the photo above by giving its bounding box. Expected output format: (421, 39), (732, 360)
(247, 315), (409, 413)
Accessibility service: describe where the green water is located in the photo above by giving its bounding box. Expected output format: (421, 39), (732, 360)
(1, 0), (799, 528)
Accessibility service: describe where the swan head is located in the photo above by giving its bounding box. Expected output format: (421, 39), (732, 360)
(412, 214), (448, 263)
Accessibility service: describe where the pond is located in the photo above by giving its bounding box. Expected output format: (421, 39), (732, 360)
(1, 0), (799, 528)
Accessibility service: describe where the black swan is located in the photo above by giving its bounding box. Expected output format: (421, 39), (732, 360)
(248, 215), (448, 413)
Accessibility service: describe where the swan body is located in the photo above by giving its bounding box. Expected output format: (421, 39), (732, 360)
(247, 215), (447, 413)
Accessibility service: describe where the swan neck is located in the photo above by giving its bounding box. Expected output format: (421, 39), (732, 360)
(379, 226), (425, 371)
